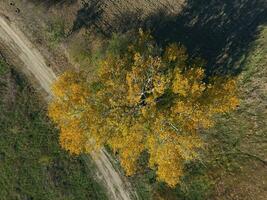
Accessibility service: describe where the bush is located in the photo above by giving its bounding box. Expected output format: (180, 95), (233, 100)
(46, 19), (66, 46)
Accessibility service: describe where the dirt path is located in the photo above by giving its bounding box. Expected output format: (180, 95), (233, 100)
(0, 15), (137, 200)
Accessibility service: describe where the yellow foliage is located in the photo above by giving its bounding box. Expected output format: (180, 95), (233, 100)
(172, 69), (189, 96)
(59, 119), (87, 155)
(164, 43), (188, 65)
(48, 30), (239, 187)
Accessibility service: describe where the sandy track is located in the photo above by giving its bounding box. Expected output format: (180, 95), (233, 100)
(0, 15), (136, 200)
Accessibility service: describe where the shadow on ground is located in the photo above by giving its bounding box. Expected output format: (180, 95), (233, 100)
(71, 0), (267, 76)
(29, 0), (77, 8)
(146, 0), (267, 76)
(71, 0), (106, 36)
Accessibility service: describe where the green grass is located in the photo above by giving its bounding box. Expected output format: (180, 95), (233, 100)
(129, 26), (267, 200)
(207, 25), (267, 165)
(46, 19), (66, 47)
(68, 32), (106, 71)
(0, 60), (107, 200)
(201, 25), (267, 199)
(0, 59), (8, 75)
(64, 25), (267, 199)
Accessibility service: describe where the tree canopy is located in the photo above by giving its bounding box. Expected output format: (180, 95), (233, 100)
(48, 30), (239, 187)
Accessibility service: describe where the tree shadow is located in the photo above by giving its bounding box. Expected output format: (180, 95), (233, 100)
(70, 0), (106, 36)
(143, 0), (267, 76)
(71, 0), (267, 76)
(28, 0), (77, 8)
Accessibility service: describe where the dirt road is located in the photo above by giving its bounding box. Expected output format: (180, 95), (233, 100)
(0, 15), (137, 200)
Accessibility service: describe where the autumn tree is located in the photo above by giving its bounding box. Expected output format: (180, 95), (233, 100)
(48, 30), (239, 187)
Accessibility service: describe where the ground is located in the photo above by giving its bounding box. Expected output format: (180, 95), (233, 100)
(0, 14), (136, 200)
(0, 57), (107, 200)
(0, 0), (266, 199)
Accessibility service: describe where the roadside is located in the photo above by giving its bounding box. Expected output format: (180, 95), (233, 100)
(0, 12), (137, 200)
(1, 1), (266, 199)
(0, 56), (107, 200)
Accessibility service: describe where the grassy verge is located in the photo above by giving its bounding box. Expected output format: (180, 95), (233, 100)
(46, 18), (67, 47)
(146, 25), (267, 200)
(204, 25), (267, 199)
(0, 59), (107, 200)
(100, 27), (267, 199)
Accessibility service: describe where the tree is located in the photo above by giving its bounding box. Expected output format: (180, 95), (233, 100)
(48, 30), (239, 187)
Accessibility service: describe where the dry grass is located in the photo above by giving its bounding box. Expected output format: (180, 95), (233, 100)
(0, 1), (266, 199)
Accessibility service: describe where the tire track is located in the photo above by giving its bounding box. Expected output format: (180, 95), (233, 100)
(0, 15), (137, 200)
